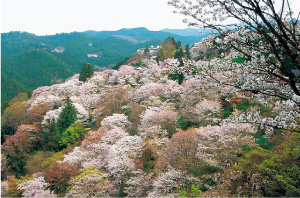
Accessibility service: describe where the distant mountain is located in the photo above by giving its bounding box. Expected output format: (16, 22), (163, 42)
(82, 27), (207, 45)
(1, 27), (211, 109)
(161, 28), (214, 37)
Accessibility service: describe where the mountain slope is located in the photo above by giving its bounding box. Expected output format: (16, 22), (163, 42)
(1, 28), (210, 109)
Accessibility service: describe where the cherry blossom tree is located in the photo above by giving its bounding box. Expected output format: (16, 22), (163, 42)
(107, 136), (144, 178)
(101, 127), (128, 144)
(65, 166), (114, 198)
(138, 125), (168, 141)
(87, 72), (105, 88)
(62, 147), (89, 168)
(195, 99), (222, 116)
(18, 176), (57, 198)
(79, 127), (129, 169)
(148, 167), (198, 198)
(197, 123), (256, 166)
(162, 79), (183, 100)
(95, 87), (129, 120)
(169, 0), (300, 106)
(140, 107), (178, 137)
(157, 128), (199, 171)
(179, 99), (223, 126)
(180, 77), (204, 107)
(124, 170), (154, 197)
(131, 83), (165, 102)
(63, 127), (129, 169)
(1, 182), (8, 197)
(41, 107), (64, 128)
(101, 113), (131, 130)
(127, 102), (144, 135)
(117, 65), (139, 85)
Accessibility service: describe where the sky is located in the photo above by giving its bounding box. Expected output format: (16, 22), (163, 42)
(1, 0), (300, 36)
(1, 0), (188, 35)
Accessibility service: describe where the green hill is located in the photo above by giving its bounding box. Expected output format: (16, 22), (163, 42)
(1, 28), (210, 110)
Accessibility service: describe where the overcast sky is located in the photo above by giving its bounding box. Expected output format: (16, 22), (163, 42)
(1, 0), (188, 35)
(2, 0), (300, 36)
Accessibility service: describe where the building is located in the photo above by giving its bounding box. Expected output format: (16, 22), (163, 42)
(87, 53), (98, 58)
(51, 46), (65, 53)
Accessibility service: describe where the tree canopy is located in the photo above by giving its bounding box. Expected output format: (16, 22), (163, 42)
(79, 63), (93, 82)
(57, 97), (77, 133)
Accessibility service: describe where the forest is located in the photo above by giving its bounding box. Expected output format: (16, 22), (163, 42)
(1, 28), (205, 111)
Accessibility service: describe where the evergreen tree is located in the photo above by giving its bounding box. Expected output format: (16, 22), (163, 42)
(174, 48), (185, 59)
(176, 41), (182, 49)
(175, 48), (185, 67)
(44, 118), (61, 151)
(144, 45), (150, 55)
(79, 63), (93, 82)
(185, 44), (191, 59)
(57, 97), (77, 133)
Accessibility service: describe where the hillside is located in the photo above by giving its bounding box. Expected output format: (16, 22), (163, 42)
(1, 33), (300, 197)
(1, 28), (209, 109)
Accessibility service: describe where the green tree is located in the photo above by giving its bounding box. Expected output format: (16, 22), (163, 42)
(25, 151), (54, 175)
(175, 48), (185, 59)
(168, 72), (185, 84)
(6, 176), (32, 197)
(59, 123), (86, 148)
(236, 133), (300, 197)
(44, 118), (61, 151)
(57, 97), (77, 133)
(41, 152), (65, 172)
(257, 133), (300, 197)
(144, 45), (150, 55)
(1, 92), (28, 140)
(175, 47), (185, 66)
(79, 63), (93, 82)
(176, 41), (182, 49)
(169, 37), (181, 49)
(156, 38), (176, 62)
(178, 184), (203, 197)
(185, 44), (191, 59)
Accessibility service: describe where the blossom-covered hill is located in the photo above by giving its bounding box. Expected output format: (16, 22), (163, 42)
(2, 36), (300, 197)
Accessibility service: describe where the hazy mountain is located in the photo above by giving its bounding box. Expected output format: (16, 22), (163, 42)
(82, 27), (207, 45)
(161, 28), (214, 37)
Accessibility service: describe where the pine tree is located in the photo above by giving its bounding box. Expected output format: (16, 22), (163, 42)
(57, 97), (77, 133)
(79, 63), (93, 82)
(185, 44), (191, 59)
(174, 48), (185, 59)
(44, 118), (60, 151)
(144, 45), (150, 55)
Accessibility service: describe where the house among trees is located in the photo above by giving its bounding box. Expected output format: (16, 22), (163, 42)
(137, 45), (160, 55)
(87, 53), (98, 58)
(51, 46), (65, 53)
(87, 51), (103, 58)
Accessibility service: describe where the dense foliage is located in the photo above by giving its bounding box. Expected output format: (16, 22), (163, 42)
(79, 64), (93, 82)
